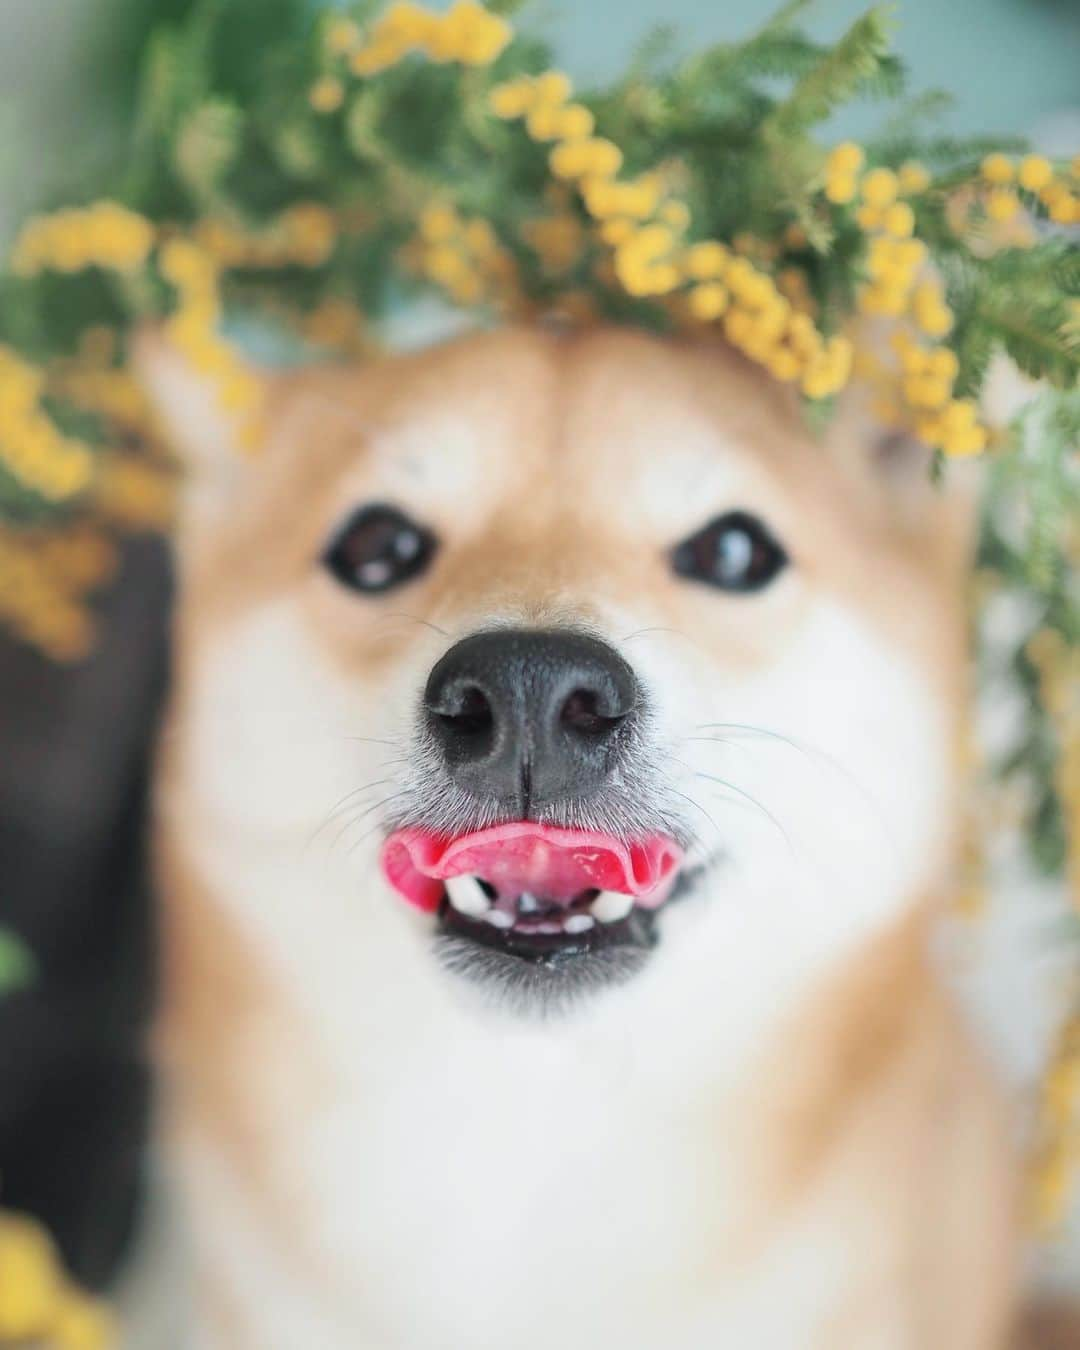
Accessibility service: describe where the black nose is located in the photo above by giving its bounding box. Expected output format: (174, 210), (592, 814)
(423, 629), (639, 812)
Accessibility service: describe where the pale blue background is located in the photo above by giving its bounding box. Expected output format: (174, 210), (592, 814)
(519, 0), (1080, 136)
(1, 1), (1078, 233)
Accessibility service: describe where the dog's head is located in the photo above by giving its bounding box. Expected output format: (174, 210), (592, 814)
(144, 325), (974, 1023)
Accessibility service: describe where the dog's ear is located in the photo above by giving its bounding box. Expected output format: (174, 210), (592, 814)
(132, 325), (268, 540)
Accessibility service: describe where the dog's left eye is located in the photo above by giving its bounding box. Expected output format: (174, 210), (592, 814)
(671, 511), (789, 593)
(324, 504), (437, 594)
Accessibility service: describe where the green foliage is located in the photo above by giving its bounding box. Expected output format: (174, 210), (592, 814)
(977, 391), (1079, 875)
(0, 928), (35, 996)
(764, 6), (894, 135)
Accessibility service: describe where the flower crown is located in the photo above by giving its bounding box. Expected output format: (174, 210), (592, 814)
(0, 3), (1075, 863)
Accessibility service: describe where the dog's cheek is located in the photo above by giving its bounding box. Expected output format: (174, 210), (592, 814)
(703, 594), (953, 914)
(180, 599), (401, 840)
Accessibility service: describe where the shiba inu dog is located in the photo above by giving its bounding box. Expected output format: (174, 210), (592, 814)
(139, 325), (1019, 1348)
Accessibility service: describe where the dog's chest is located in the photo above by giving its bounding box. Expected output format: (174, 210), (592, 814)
(179, 988), (874, 1350)
(297, 1026), (723, 1336)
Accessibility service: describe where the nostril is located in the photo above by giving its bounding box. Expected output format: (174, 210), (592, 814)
(432, 683), (494, 737)
(423, 630), (641, 799)
(559, 688), (627, 738)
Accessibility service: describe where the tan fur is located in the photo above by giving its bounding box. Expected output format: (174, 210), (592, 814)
(146, 325), (1018, 1348)
(751, 906), (1016, 1346)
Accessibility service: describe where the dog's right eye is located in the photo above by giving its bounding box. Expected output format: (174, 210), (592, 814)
(323, 504), (437, 594)
(670, 511), (788, 593)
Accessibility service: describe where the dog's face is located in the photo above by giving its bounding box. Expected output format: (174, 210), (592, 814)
(146, 326), (972, 1024)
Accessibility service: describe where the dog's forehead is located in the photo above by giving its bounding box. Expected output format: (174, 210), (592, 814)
(281, 326), (818, 523)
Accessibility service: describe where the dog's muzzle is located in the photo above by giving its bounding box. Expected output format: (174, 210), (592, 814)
(382, 627), (689, 1009)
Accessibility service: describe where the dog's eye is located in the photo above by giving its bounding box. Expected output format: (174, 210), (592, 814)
(324, 504), (437, 594)
(671, 512), (788, 593)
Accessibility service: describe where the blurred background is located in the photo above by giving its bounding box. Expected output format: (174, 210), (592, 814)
(2, 0), (1080, 246)
(0, 0), (1077, 1339)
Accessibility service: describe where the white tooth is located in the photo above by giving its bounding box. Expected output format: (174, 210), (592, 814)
(446, 875), (492, 918)
(537, 921), (562, 934)
(485, 909), (514, 929)
(590, 891), (634, 924)
(564, 914), (595, 935)
(518, 892), (541, 915)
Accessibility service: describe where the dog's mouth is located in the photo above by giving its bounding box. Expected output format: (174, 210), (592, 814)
(381, 823), (684, 1005)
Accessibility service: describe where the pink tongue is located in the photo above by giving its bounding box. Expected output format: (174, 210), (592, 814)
(381, 822), (683, 914)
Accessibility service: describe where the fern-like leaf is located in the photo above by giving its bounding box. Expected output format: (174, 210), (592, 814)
(764, 6), (894, 135)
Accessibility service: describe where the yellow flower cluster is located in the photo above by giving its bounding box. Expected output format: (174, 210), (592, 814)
(827, 139), (975, 441)
(731, 231), (780, 264)
(492, 69), (625, 216)
(52, 367), (158, 439)
(301, 297), (372, 357)
(670, 245), (848, 395)
(0, 531), (97, 663)
(826, 145), (932, 214)
(823, 144), (966, 354)
(0, 347), (95, 503)
(0, 1209), (114, 1347)
(324, 16), (361, 57)
(859, 235), (931, 319)
(414, 202), (518, 308)
(491, 70), (661, 275)
(159, 240), (264, 452)
(775, 265), (816, 316)
(193, 204), (338, 270)
(611, 223), (682, 298)
(981, 153), (1079, 226)
(1031, 1008), (1080, 1233)
(11, 202), (154, 278)
(492, 64), (845, 395)
(522, 213), (586, 276)
(823, 142), (864, 205)
(491, 72), (581, 134)
(33, 525), (118, 592)
(897, 160), (931, 195)
(309, 74), (346, 114)
(94, 455), (176, 531)
(345, 0), (510, 76)
(909, 278), (954, 338)
(891, 332), (987, 456)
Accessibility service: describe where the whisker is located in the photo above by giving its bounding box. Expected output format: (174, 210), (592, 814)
(620, 626), (691, 645)
(332, 788), (412, 857)
(378, 611), (450, 639)
(344, 791), (415, 858)
(307, 768), (405, 852)
(687, 721), (894, 856)
(663, 784), (724, 848)
(693, 770), (795, 857)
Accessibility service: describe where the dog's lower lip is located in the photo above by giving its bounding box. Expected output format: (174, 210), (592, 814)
(429, 860), (711, 1009)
